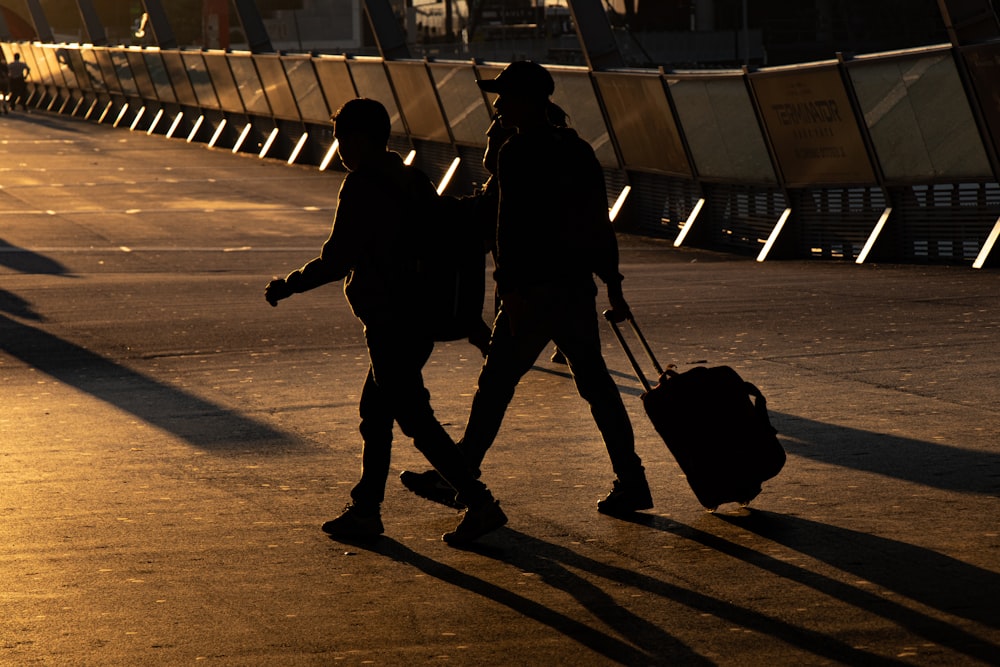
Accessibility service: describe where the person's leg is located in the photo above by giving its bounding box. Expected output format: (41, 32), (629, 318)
(366, 326), (502, 514)
(553, 300), (651, 513)
(321, 365), (391, 539)
(458, 306), (550, 471)
(349, 365), (394, 508)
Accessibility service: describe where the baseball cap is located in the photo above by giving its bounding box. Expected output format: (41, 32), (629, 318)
(477, 61), (555, 100)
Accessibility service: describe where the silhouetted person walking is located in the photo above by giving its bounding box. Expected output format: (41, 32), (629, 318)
(401, 62), (652, 516)
(0, 57), (10, 115)
(7, 54), (30, 112)
(264, 98), (507, 545)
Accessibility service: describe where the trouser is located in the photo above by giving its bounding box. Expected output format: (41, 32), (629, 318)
(10, 80), (26, 109)
(350, 322), (491, 510)
(460, 286), (644, 483)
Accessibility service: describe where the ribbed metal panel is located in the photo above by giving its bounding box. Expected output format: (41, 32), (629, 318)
(797, 187), (888, 260)
(893, 182), (1000, 263)
(707, 184), (789, 255)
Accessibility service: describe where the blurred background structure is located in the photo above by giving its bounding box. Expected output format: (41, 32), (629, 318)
(2, 0), (999, 266)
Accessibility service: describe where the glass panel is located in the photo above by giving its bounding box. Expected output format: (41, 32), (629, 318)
(19, 45), (47, 87)
(28, 44), (55, 87)
(549, 68), (617, 168)
(848, 50), (993, 182)
(95, 49), (123, 94)
(667, 73), (777, 183)
(312, 55), (356, 118)
(143, 50), (176, 103)
(203, 51), (245, 114)
(109, 50), (139, 97)
(227, 54), (271, 116)
(65, 48), (91, 91)
(750, 65), (877, 187)
(80, 49), (107, 93)
(282, 55), (330, 124)
(47, 47), (76, 89)
(386, 61), (449, 143)
(182, 51), (220, 109)
(0, 43), (13, 63)
(594, 72), (690, 177)
(253, 54), (300, 121)
(962, 42), (1000, 167)
(429, 62), (492, 148)
(125, 50), (158, 101)
(348, 58), (404, 135)
(160, 51), (198, 106)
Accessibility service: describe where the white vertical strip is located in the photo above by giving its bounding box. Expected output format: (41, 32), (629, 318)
(856, 207), (893, 264)
(673, 198), (706, 247)
(972, 216), (1000, 269)
(757, 207), (793, 262)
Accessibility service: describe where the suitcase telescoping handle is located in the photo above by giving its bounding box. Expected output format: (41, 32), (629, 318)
(603, 311), (665, 393)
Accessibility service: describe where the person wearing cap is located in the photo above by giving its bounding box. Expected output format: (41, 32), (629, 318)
(263, 98), (507, 545)
(401, 61), (653, 516)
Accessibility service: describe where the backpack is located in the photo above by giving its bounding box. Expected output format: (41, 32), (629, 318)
(415, 194), (488, 342)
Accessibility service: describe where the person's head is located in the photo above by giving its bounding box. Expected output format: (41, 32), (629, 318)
(477, 61), (554, 131)
(332, 98), (390, 171)
(14, 54), (20, 62)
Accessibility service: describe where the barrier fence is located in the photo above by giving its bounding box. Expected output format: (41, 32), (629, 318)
(3, 39), (999, 267)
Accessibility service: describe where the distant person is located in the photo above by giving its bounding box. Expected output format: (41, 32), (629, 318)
(264, 98), (507, 546)
(7, 53), (30, 112)
(0, 57), (10, 115)
(401, 62), (652, 516)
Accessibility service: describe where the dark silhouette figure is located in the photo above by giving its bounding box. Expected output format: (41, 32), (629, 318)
(0, 57), (10, 115)
(264, 98), (506, 546)
(7, 53), (30, 112)
(400, 62), (652, 516)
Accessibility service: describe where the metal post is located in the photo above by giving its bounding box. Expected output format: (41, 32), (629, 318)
(25, 0), (54, 43)
(141, 0), (178, 50)
(362, 0), (411, 60)
(566, 0), (625, 70)
(75, 0), (108, 46)
(232, 0), (274, 54)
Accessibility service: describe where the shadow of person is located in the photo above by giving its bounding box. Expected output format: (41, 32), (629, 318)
(0, 237), (72, 275)
(716, 510), (1000, 630)
(617, 511), (999, 664)
(0, 288), (44, 321)
(0, 312), (293, 452)
(340, 530), (904, 665)
(773, 411), (1000, 495)
(333, 532), (709, 665)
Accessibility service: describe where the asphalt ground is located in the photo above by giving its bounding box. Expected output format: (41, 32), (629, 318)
(2, 111), (999, 666)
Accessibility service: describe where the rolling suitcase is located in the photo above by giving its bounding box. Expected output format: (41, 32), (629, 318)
(607, 313), (786, 511)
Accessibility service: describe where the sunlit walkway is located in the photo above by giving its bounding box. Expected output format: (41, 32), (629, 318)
(2, 112), (999, 665)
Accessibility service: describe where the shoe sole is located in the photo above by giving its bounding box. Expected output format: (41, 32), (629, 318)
(597, 501), (654, 516)
(442, 506), (507, 545)
(399, 472), (465, 510)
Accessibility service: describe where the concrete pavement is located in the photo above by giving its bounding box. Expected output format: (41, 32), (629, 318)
(2, 111), (999, 665)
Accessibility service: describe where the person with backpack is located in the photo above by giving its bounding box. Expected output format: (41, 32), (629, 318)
(400, 61), (653, 516)
(263, 98), (507, 546)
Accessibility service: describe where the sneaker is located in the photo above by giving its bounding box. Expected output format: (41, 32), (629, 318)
(443, 500), (507, 546)
(399, 469), (464, 509)
(597, 479), (653, 516)
(321, 504), (384, 540)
